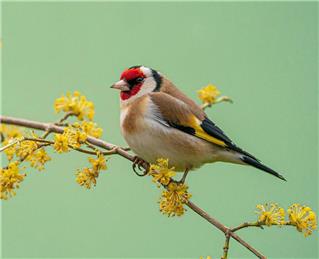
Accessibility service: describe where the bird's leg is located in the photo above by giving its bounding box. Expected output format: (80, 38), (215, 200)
(132, 156), (148, 177)
(178, 168), (190, 184)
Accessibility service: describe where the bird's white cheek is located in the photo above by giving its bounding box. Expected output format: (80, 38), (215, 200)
(140, 77), (156, 92)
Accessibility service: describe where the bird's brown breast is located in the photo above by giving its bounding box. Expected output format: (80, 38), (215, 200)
(120, 95), (149, 135)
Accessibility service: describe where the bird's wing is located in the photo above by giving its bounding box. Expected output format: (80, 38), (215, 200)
(149, 92), (258, 160)
(150, 92), (231, 148)
(159, 77), (206, 120)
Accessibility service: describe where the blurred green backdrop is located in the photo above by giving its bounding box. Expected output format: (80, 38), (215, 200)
(1, 1), (318, 258)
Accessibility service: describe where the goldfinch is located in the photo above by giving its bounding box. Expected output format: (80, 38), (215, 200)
(111, 65), (286, 181)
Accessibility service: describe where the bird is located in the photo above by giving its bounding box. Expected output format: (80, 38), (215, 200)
(111, 65), (286, 182)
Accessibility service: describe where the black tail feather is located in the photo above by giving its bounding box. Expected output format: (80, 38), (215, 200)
(241, 155), (286, 181)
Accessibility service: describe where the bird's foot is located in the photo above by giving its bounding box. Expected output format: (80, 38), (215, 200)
(132, 156), (148, 177)
(177, 168), (190, 184)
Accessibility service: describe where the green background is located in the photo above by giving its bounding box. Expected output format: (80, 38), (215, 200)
(1, 1), (318, 258)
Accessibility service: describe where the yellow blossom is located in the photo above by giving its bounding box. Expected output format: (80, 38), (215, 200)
(74, 121), (103, 138)
(75, 167), (98, 189)
(149, 158), (176, 186)
(0, 161), (26, 200)
(53, 134), (69, 153)
(76, 153), (107, 189)
(287, 204), (317, 237)
(0, 124), (23, 139)
(54, 91), (95, 121)
(1, 125), (24, 160)
(199, 257), (212, 259)
(159, 182), (192, 217)
(2, 139), (17, 161)
(63, 126), (87, 148)
(28, 148), (51, 171)
(88, 153), (107, 172)
(256, 203), (285, 226)
(15, 140), (38, 160)
(197, 84), (221, 105)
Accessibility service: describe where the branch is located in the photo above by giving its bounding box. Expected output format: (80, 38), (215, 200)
(201, 96), (233, 110)
(0, 115), (265, 258)
(232, 222), (264, 232)
(222, 230), (231, 259)
(185, 201), (266, 258)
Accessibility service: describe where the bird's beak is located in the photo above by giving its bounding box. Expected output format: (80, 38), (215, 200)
(110, 80), (130, 91)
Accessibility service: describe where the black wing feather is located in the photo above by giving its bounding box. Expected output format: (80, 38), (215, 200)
(201, 117), (259, 161)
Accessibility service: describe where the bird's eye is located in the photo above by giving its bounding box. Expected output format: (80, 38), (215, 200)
(136, 77), (144, 83)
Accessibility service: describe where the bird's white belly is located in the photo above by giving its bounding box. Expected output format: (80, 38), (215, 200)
(122, 117), (220, 172)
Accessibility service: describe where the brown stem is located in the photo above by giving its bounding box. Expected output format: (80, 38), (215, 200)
(232, 222), (264, 232)
(58, 112), (76, 124)
(201, 103), (212, 110)
(2, 143), (50, 170)
(200, 96), (233, 110)
(221, 230), (231, 259)
(185, 201), (266, 258)
(0, 115), (265, 258)
(0, 136), (102, 157)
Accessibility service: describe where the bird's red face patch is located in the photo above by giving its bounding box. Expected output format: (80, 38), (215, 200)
(120, 68), (144, 82)
(120, 67), (145, 101)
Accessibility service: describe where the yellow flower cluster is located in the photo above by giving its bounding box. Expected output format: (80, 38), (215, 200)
(14, 139), (51, 171)
(75, 168), (98, 189)
(15, 140), (38, 159)
(288, 204), (317, 237)
(53, 121), (103, 153)
(256, 203), (317, 237)
(1, 126), (52, 174)
(74, 121), (103, 138)
(199, 256), (212, 259)
(53, 124), (94, 153)
(63, 126), (87, 148)
(53, 133), (69, 153)
(75, 153), (107, 189)
(3, 140), (19, 161)
(0, 124), (24, 139)
(0, 161), (26, 200)
(197, 84), (221, 105)
(149, 158), (176, 186)
(159, 182), (192, 217)
(256, 203), (285, 226)
(149, 158), (192, 217)
(88, 152), (107, 171)
(0, 92), (103, 199)
(1, 125), (24, 160)
(28, 148), (51, 171)
(54, 91), (95, 121)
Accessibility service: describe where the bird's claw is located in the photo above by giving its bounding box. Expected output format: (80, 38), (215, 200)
(132, 156), (148, 176)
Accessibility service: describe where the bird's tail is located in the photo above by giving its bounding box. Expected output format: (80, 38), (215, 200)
(240, 155), (286, 181)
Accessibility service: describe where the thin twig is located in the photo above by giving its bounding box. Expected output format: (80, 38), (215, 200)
(1, 143), (50, 170)
(232, 222), (264, 232)
(0, 115), (266, 258)
(58, 112), (76, 124)
(42, 112), (74, 138)
(185, 201), (266, 258)
(0, 136), (101, 156)
(201, 96), (233, 110)
(0, 138), (22, 152)
(102, 147), (120, 155)
(24, 137), (53, 145)
(201, 103), (212, 110)
(222, 230), (231, 259)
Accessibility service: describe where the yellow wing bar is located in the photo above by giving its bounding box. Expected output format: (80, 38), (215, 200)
(188, 116), (227, 147)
